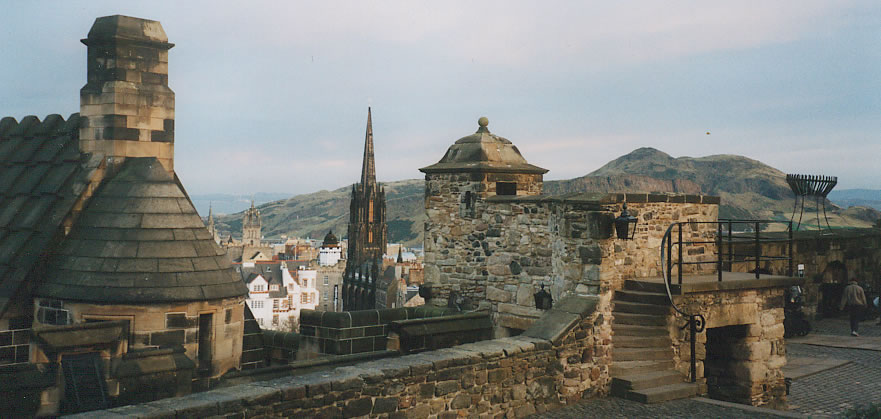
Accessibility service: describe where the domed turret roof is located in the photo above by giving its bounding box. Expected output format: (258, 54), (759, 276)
(35, 157), (248, 303)
(322, 230), (339, 247)
(420, 117), (547, 174)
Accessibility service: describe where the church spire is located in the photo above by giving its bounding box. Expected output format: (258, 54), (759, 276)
(360, 107), (376, 188)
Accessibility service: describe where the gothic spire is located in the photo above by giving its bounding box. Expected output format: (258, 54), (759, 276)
(360, 107), (376, 188)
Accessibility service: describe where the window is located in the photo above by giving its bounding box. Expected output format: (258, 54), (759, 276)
(37, 300), (71, 326)
(251, 300), (264, 309)
(273, 300), (279, 310)
(301, 293), (314, 304)
(272, 315), (279, 326)
(496, 182), (517, 196)
(253, 284), (265, 292)
(257, 318), (264, 326)
(324, 275), (329, 285)
(270, 284), (279, 291)
(288, 296), (293, 308)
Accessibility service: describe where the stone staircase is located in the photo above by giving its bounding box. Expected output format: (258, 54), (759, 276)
(609, 280), (706, 403)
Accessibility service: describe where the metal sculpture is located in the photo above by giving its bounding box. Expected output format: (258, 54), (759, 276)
(785, 174), (837, 231)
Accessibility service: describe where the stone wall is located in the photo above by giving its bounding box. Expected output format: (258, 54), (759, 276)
(724, 229), (881, 317)
(72, 296), (612, 419)
(424, 192), (719, 333)
(299, 307), (459, 356)
(671, 287), (786, 408)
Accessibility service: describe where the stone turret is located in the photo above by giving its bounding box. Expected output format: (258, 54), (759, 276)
(79, 15), (176, 174)
(419, 118), (547, 307)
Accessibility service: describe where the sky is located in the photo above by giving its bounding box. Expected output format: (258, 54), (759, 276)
(1, 1), (879, 196)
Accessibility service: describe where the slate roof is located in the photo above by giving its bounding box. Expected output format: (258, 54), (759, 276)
(240, 263), (283, 286)
(0, 114), (104, 317)
(35, 157), (248, 303)
(420, 118), (547, 175)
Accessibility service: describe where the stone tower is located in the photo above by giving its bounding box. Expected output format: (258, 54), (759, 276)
(346, 107), (388, 265)
(242, 200), (261, 246)
(419, 117), (548, 306)
(206, 204), (220, 244)
(79, 15), (176, 174)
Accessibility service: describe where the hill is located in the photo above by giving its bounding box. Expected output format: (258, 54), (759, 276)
(215, 148), (879, 246)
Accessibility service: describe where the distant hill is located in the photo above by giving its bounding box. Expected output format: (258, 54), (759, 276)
(828, 189), (881, 211)
(214, 148), (879, 246)
(215, 180), (425, 247)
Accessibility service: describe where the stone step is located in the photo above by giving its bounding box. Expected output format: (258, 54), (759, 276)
(610, 360), (675, 376)
(612, 347), (673, 362)
(612, 324), (669, 337)
(613, 301), (671, 316)
(614, 335), (671, 348)
(612, 312), (667, 327)
(619, 382), (705, 404)
(614, 289), (671, 306)
(624, 280), (679, 295)
(611, 370), (685, 392)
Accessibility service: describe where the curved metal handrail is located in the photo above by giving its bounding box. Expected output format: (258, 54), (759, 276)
(660, 223), (705, 383)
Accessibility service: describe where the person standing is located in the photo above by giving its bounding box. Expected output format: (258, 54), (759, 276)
(840, 280), (867, 336)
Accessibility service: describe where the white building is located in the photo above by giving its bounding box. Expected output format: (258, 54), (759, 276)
(318, 231), (343, 267)
(239, 261), (319, 330)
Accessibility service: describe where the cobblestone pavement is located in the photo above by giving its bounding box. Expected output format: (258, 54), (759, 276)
(530, 318), (881, 418)
(528, 397), (794, 418)
(809, 316), (881, 337)
(785, 316), (881, 418)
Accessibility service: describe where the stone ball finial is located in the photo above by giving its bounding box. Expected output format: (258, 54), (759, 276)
(478, 117), (489, 127)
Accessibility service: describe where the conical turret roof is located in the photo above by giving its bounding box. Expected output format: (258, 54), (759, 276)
(36, 157), (248, 303)
(420, 117), (547, 174)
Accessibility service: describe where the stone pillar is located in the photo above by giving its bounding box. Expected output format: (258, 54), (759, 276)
(79, 15), (175, 174)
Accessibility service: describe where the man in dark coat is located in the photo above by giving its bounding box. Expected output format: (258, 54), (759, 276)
(840, 280), (867, 336)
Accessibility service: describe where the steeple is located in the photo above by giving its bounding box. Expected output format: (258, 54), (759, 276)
(360, 107), (376, 188)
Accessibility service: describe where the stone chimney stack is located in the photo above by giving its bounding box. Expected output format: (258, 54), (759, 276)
(79, 15), (175, 173)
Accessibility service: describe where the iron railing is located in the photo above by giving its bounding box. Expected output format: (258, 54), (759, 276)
(665, 219), (794, 286)
(659, 219), (794, 383)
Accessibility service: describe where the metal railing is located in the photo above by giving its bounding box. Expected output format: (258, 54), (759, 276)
(659, 219), (794, 383)
(664, 219), (794, 286)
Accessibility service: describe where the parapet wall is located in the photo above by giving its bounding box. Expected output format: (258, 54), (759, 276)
(70, 296), (609, 418)
(424, 192), (719, 332)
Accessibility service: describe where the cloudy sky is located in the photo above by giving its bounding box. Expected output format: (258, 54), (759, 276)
(2, 1), (879, 196)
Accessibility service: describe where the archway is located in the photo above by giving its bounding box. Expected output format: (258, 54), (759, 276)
(819, 261), (848, 317)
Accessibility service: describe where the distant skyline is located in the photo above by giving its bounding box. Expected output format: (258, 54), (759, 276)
(2, 1), (879, 195)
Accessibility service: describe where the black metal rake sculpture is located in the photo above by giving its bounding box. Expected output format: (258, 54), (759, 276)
(785, 174), (837, 231)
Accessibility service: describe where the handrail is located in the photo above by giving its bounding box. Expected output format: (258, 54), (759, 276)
(660, 224), (705, 383)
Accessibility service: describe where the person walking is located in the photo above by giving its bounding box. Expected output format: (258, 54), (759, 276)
(840, 280), (867, 336)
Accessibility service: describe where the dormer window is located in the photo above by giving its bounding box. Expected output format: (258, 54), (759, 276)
(270, 284), (279, 291)
(253, 284), (265, 292)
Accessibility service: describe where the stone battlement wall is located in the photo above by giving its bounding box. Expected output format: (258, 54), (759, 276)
(69, 296), (611, 419)
(424, 192), (719, 332)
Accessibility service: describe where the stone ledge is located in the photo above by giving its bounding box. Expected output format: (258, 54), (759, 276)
(680, 277), (803, 294)
(486, 192), (720, 206)
(521, 295), (599, 344)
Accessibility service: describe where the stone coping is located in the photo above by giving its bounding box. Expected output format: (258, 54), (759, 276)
(486, 192), (720, 206)
(732, 228), (880, 242)
(67, 296), (600, 418)
(660, 275), (803, 294)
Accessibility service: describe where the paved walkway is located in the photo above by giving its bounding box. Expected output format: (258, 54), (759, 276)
(529, 317), (881, 418)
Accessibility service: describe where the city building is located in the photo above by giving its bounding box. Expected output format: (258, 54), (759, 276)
(238, 261), (319, 330)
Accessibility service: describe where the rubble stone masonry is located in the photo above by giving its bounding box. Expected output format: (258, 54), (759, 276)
(424, 190), (719, 333)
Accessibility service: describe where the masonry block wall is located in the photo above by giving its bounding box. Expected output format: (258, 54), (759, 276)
(424, 191), (719, 332)
(72, 296), (612, 419)
(672, 287), (786, 408)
